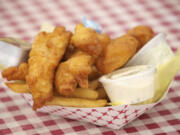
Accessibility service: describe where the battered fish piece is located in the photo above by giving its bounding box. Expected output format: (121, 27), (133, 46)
(2, 63), (28, 81)
(55, 51), (93, 96)
(63, 44), (77, 61)
(70, 23), (110, 58)
(88, 66), (102, 81)
(96, 35), (139, 74)
(26, 27), (72, 110)
(127, 25), (154, 50)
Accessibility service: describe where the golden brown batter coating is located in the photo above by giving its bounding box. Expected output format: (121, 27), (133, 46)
(96, 35), (139, 74)
(70, 23), (110, 58)
(55, 51), (93, 96)
(127, 25), (154, 50)
(26, 27), (72, 110)
(2, 63), (28, 81)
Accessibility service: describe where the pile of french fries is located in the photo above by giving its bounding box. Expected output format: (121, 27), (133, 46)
(5, 80), (108, 108)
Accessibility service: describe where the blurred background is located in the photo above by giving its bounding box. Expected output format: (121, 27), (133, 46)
(0, 0), (180, 50)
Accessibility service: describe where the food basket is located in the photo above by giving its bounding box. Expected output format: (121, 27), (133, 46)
(22, 33), (180, 129)
(1, 25), (180, 129)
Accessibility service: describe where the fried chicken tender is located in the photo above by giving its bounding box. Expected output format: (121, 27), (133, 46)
(127, 25), (154, 50)
(70, 23), (110, 58)
(2, 63), (28, 81)
(96, 35), (139, 74)
(26, 27), (72, 110)
(55, 51), (93, 96)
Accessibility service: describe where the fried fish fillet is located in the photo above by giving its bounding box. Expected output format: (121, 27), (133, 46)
(55, 51), (93, 96)
(96, 35), (139, 74)
(63, 44), (77, 60)
(70, 23), (110, 58)
(26, 27), (72, 110)
(127, 25), (154, 50)
(88, 66), (102, 80)
(2, 63), (28, 81)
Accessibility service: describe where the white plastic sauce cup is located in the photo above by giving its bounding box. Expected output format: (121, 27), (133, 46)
(99, 65), (155, 105)
(126, 33), (174, 67)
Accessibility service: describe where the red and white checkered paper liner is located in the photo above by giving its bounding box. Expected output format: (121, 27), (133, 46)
(22, 86), (169, 129)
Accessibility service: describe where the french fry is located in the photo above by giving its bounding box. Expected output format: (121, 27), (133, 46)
(5, 82), (29, 93)
(6, 82), (99, 100)
(69, 88), (98, 99)
(5, 82), (107, 107)
(88, 80), (99, 89)
(97, 88), (108, 99)
(46, 96), (107, 107)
